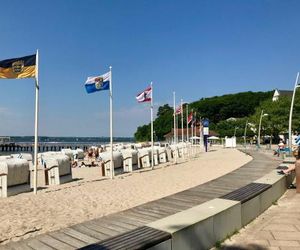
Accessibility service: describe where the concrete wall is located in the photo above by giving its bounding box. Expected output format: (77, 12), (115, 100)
(147, 171), (288, 250)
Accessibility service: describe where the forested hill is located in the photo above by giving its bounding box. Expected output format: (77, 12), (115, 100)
(134, 91), (273, 142)
(190, 91), (272, 124)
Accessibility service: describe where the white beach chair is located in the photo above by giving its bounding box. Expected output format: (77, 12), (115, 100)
(40, 154), (73, 185)
(99, 151), (123, 176)
(0, 158), (31, 198)
(138, 148), (150, 168)
(166, 147), (173, 162)
(61, 148), (74, 161)
(170, 145), (180, 159)
(158, 147), (167, 163)
(11, 153), (33, 167)
(0, 155), (12, 161)
(74, 148), (85, 159)
(121, 149), (138, 173)
(152, 147), (160, 165)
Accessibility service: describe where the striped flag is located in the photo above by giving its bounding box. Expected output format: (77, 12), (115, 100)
(0, 54), (36, 79)
(187, 112), (193, 124)
(136, 86), (152, 103)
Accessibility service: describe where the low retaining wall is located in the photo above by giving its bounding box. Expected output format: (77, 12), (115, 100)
(146, 170), (290, 250)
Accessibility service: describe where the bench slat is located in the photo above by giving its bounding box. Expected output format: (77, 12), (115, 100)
(78, 226), (171, 250)
(221, 183), (271, 203)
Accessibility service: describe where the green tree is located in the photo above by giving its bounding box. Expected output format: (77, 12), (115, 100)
(134, 90), (274, 142)
(134, 104), (174, 142)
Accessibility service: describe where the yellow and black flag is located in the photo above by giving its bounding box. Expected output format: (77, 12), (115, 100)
(0, 54), (36, 79)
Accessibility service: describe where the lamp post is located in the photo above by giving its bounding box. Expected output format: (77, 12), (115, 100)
(258, 110), (268, 148)
(289, 73), (300, 152)
(244, 120), (248, 147)
(234, 126), (239, 137)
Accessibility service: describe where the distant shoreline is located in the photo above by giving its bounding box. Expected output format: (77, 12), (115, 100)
(2, 136), (135, 144)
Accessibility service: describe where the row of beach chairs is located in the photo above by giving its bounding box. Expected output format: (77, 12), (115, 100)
(99, 143), (201, 176)
(0, 150), (74, 198)
(0, 143), (201, 197)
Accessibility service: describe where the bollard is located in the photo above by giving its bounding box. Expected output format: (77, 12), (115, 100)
(296, 160), (300, 193)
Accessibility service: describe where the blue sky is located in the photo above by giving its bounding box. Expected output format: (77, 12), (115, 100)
(0, 0), (299, 137)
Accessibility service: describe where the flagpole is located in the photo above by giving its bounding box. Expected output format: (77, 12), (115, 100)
(150, 82), (154, 169)
(109, 66), (114, 178)
(181, 99), (184, 142)
(173, 92), (176, 144)
(33, 49), (39, 194)
(288, 72), (299, 152)
(173, 91), (177, 163)
(176, 114), (179, 143)
(186, 104), (189, 143)
(194, 111), (197, 143)
(191, 109), (194, 145)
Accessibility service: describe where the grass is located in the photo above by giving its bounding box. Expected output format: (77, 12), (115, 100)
(214, 228), (240, 249)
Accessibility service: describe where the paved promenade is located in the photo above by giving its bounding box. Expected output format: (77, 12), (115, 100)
(222, 189), (300, 250)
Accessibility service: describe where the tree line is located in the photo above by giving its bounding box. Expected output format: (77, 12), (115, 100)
(134, 90), (299, 143)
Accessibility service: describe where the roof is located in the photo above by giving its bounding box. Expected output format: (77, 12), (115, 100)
(164, 128), (219, 138)
(278, 90), (293, 96)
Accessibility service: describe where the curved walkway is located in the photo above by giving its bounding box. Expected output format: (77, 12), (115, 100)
(1, 150), (281, 250)
(222, 189), (300, 249)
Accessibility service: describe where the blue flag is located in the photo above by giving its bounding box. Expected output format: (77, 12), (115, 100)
(85, 71), (110, 93)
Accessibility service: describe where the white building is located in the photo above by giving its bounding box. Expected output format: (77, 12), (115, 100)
(272, 89), (293, 102)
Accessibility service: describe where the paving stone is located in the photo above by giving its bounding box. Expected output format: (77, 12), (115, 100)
(268, 239), (300, 247)
(253, 231), (275, 240)
(222, 189), (300, 249)
(263, 224), (298, 232)
(272, 231), (300, 241)
(269, 218), (300, 225)
(248, 240), (270, 246)
(279, 247), (300, 250)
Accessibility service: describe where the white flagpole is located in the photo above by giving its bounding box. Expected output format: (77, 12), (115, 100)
(173, 92), (176, 144)
(150, 82), (154, 169)
(191, 110), (194, 145)
(194, 112), (197, 143)
(186, 104), (189, 143)
(176, 114), (179, 143)
(181, 99), (184, 142)
(288, 72), (299, 151)
(173, 91), (177, 163)
(33, 49), (39, 194)
(109, 66), (114, 178)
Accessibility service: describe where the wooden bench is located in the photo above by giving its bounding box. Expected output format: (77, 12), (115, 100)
(283, 157), (296, 164)
(221, 182), (272, 226)
(276, 163), (289, 170)
(221, 182), (271, 203)
(78, 226), (171, 250)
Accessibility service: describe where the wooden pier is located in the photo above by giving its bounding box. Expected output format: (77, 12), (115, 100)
(0, 144), (91, 154)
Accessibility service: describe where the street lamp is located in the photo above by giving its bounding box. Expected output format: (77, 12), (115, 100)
(258, 110), (268, 147)
(234, 126), (239, 137)
(244, 120), (249, 147)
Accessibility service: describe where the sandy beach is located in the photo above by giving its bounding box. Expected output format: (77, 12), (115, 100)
(0, 147), (251, 245)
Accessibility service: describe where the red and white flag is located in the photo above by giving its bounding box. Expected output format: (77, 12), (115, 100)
(187, 112), (193, 124)
(136, 86), (152, 103)
(175, 105), (182, 115)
